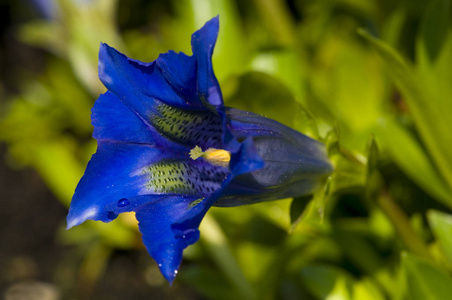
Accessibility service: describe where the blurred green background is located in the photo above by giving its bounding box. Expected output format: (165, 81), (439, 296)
(1, 0), (452, 299)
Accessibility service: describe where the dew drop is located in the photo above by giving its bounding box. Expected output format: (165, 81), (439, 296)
(117, 198), (130, 207)
(178, 229), (200, 244)
(107, 211), (117, 220)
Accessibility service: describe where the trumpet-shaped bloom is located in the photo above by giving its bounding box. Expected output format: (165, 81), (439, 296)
(67, 16), (332, 283)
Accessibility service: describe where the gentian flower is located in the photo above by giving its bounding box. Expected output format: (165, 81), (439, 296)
(67, 16), (333, 284)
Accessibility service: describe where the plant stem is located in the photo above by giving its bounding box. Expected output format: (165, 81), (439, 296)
(200, 214), (255, 300)
(377, 192), (432, 261)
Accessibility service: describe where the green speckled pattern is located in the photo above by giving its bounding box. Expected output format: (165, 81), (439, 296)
(141, 160), (228, 196)
(150, 104), (222, 148)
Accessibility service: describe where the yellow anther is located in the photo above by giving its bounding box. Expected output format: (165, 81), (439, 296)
(204, 148), (231, 167)
(189, 146), (231, 168)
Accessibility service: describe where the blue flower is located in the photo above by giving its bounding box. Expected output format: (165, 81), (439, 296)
(67, 16), (332, 284)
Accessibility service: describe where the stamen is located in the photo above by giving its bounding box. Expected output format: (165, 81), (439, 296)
(189, 146), (231, 168)
(189, 146), (204, 160)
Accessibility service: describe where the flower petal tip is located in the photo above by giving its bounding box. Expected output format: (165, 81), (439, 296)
(66, 207), (99, 230)
(161, 266), (179, 286)
(153, 251), (183, 285)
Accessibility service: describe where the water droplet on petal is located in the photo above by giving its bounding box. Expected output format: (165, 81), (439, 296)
(117, 198), (130, 207)
(158, 264), (162, 267)
(107, 211), (117, 220)
(174, 270), (178, 275)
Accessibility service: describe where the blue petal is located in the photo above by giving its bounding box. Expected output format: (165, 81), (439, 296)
(95, 66), (224, 149)
(92, 91), (155, 144)
(191, 16), (223, 107)
(156, 51), (198, 104)
(98, 43), (190, 114)
(67, 142), (167, 228)
(226, 107), (332, 168)
(229, 137), (265, 177)
(135, 196), (201, 284)
(99, 16), (222, 110)
(214, 107), (333, 206)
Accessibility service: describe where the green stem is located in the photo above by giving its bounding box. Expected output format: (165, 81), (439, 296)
(377, 192), (432, 261)
(252, 0), (295, 47)
(200, 214), (255, 300)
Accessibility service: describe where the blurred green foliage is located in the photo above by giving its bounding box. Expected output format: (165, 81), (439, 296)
(1, 0), (452, 299)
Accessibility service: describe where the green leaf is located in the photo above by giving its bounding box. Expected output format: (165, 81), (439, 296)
(300, 265), (353, 299)
(402, 252), (452, 300)
(32, 139), (85, 206)
(353, 278), (386, 300)
(376, 118), (452, 208)
(419, 0), (449, 62)
(59, 214), (138, 250)
(179, 266), (237, 300)
(358, 29), (452, 192)
(224, 71), (299, 128)
(251, 0), (295, 47)
(290, 195), (313, 227)
(365, 136), (379, 183)
(292, 105), (320, 140)
(364, 136), (382, 203)
(18, 20), (65, 55)
(325, 128), (367, 193)
(59, 0), (122, 95)
(300, 264), (384, 300)
(289, 195), (316, 233)
(308, 30), (386, 150)
(381, 9), (407, 48)
(250, 48), (306, 102)
(428, 210), (452, 262)
(199, 215), (255, 300)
